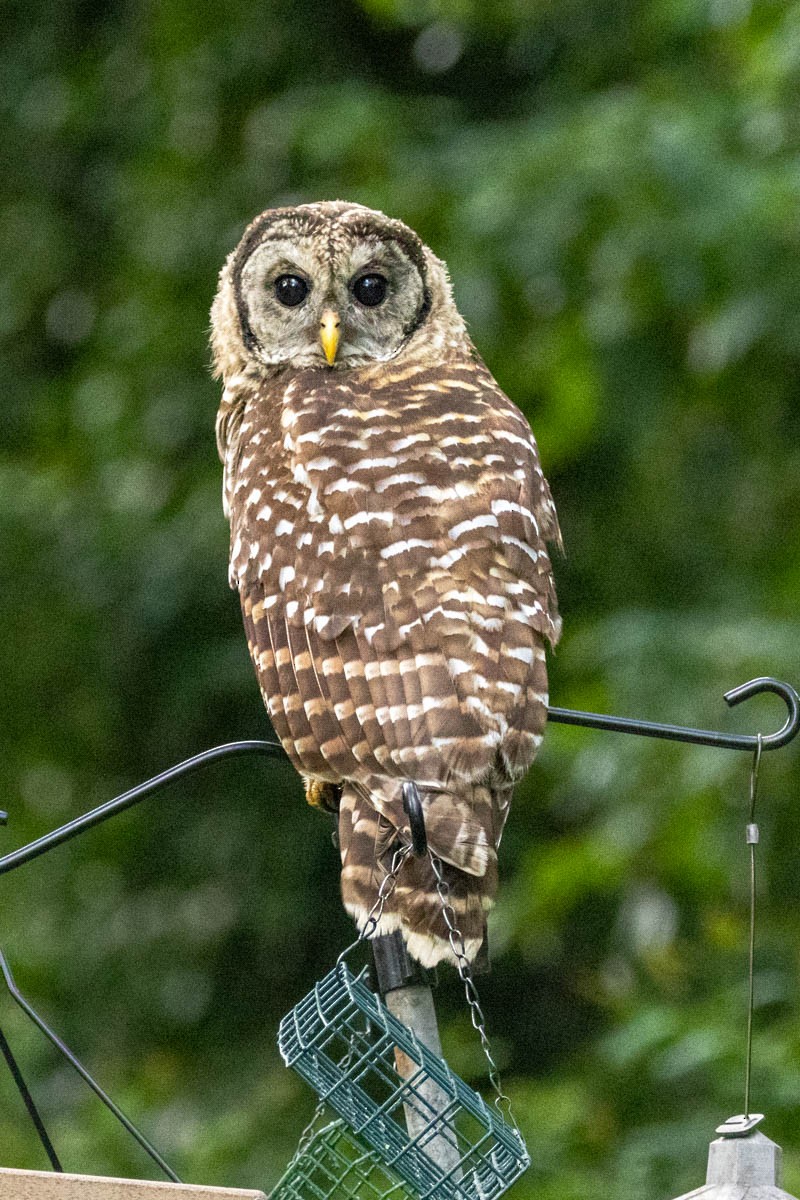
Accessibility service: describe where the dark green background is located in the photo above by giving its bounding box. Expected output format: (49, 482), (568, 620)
(2, 1), (800, 1196)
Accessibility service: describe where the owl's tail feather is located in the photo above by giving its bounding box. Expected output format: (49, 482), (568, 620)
(338, 781), (497, 969)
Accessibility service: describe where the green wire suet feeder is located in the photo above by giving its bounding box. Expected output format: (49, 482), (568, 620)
(270, 1120), (412, 1200)
(278, 962), (530, 1200)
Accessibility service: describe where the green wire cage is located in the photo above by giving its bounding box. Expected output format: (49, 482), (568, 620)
(278, 962), (530, 1200)
(270, 1119), (412, 1200)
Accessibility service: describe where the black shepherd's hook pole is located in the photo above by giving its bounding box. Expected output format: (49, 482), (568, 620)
(0, 740), (285, 1175)
(0, 950), (180, 1183)
(0, 1021), (61, 1172)
(0, 674), (796, 1175)
(0, 679), (796, 881)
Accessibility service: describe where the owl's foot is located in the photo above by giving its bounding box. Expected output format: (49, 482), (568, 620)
(304, 778), (343, 813)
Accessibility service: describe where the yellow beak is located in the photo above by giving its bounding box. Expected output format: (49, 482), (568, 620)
(320, 309), (341, 366)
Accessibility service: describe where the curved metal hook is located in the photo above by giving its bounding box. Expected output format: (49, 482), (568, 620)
(402, 781), (428, 857)
(724, 677), (800, 750)
(548, 676), (800, 752)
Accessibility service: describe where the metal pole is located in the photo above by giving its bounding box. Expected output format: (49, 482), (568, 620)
(372, 932), (461, 1178)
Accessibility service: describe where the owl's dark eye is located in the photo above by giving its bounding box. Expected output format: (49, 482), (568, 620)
(352, 274), (388, 307)
(274, 274), (309, 307)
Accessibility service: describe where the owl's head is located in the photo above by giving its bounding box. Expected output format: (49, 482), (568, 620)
(211, 201), (468, 378)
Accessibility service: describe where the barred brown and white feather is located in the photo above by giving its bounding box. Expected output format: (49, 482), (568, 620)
(213, 201), (560, 967)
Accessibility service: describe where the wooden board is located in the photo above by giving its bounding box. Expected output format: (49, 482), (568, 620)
(0, 1168), (267, 1200)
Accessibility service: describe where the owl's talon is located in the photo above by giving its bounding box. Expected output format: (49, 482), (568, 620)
(305, 779), (342, 813)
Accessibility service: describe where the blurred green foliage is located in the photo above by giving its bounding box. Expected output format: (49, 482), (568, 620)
(1, 0), (800, 1196)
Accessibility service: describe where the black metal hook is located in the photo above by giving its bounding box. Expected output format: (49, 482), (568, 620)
(724, 677), (800, 749)
(548, 676), (800, 753)
(402, 782), (428, 857)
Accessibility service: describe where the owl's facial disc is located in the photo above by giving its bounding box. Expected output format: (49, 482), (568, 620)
(235, 225), (430, 370)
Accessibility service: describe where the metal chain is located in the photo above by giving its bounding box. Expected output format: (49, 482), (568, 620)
(290, 1030), (361, 1163)
(358, 842), (413, 943)
(300, 845), (413, 1155)
(338, 841), (413, 963)
(428, 851), (520, 1131)
(290, 1095), (327, 1163)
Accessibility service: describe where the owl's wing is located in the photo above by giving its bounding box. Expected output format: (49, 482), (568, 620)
(215, 385), (248, 521)
(230, 360), (559, 867)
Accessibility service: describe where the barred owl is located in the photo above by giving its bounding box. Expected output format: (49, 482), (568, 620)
(212, 201), (561, 968)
